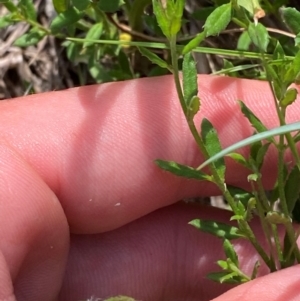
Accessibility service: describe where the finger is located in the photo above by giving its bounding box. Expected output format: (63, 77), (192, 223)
(0, 143), (69, 301)
(1, 76), (299, 233)
(59, 203), (270, 301)
(212, 265), (300, 301)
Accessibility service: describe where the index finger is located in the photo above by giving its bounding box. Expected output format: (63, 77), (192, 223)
(0, 75), (298, 233)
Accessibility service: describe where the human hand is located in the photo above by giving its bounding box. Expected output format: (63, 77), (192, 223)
(1, 75), (300, 301)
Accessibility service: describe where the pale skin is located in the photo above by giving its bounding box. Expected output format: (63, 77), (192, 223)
(1, 75), (300, 301)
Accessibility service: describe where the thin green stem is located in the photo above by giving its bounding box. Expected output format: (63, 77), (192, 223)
(170, 34), (273, 271)
(256, 178), (283, 265)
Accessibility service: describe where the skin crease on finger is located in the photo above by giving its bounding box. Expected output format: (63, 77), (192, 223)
(0, 75), (300, 300)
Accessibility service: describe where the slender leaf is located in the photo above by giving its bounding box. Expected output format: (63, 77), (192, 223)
(281, 88), (298, 108)
(155, 159), (210, 181)
(182, 31), (206, 54)
(281, 7), (300, 35)
(0, 14), (14, 29)
(189, 219), (245, 239)
(183, 52), (199, 118)
(223, 239), (239, 267)
(83, 23), (103, 48)
(19, 0), (36, 21)
(201, 118), (225, 180)
(204, 3), (232, 37)
(255, 142), (270, 170)
(72, 0), (90, 11)
(138, 47), (171, 70)
(197, 122), (300, 171)
(207, 271), (241, 284)
(251, 261), (260, 279)
(97, 0), (125, 13)
(52, 0), (70, 13)
(50, 6), (84, 34)
(239, 100), (274, 142)
(14, 30), (46, 47)
(285, 166), (300, 213)
(226, 153), (249, 169)
(248, 22), (269, 52)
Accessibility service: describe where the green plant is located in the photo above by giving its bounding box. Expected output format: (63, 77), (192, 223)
(1, 0), (300, 297)
(148, 0), (300, 284)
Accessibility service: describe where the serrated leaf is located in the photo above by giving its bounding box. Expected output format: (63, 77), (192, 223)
(50, 6), (83, 34)
(182, 31), (206, 54)
(204, 3), (231, 37)
(189, 219), (245, 239)
(183, 52), (199, 119)
(155, 159), (210, 181)
(201, 118), (225, 180)
(223, 239), (239, 266)
(285, 166), (300, 213)
(53, 0), (70, 13)
(239, 100), (274, 142)
(13, 30), (46, 47)
(248, 22), (269, 52)
(18, 0), (36, 21)
(97, 0), (124, 13)
(138, 47), (171, 70)
(83, 23), (103, 48)
(281, 7), (300, 35)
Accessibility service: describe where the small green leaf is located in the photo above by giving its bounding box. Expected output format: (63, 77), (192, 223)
(189, 219), (245, 240)
(255, 142), (270, 170)
(183, 52), (199, 118)
(155, 159), (210, 181)
(197, 122), (300, 171)
(226, 152), (249, 169)
(281, 7), (300, 35)
(207, 271), (241, 284)
(13, 30), (46, 47)
(50, 6), (84, 34)
(285, 166), (300, 214)
(1, 0), (18, 13)
(223, 239), (239, 267)
(250, 261), (260, 279)
(53, 0), (70, 13)
(18, 0), (36, 21)
(97, 0), (124, 13)
(83, 23), (103, 48)
(138, 47), (171, 71)
(0, 14), (14, 29)
(152, 0), (184, 38)
(248, 22), (269, 52)
(72, 0), (90, 11)
(281, 88), (298, 108)
(239, 101), (273, 142)
(201, 118), (225, 180)
(237, 31), (251, 51)
(182, 31), (206, 54)
(204, 3), (231, 37)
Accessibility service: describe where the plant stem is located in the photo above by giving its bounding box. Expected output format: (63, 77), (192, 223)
(169, 35), (273, 271)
